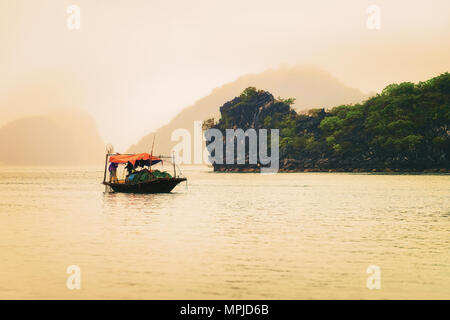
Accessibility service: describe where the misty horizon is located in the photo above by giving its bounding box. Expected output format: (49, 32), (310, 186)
(1, 0), (449, 152)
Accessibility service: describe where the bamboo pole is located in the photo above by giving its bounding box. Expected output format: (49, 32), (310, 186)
(150, 136), (155, 173)
(103, 153), (109, 184)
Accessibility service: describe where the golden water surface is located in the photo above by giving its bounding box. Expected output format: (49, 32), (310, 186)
(0, 166), (449, 299)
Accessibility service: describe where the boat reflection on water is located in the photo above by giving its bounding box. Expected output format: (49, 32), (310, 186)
(102, 152), (187, 194)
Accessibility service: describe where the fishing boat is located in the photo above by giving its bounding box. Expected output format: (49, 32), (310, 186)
(102, 152), (187, 194)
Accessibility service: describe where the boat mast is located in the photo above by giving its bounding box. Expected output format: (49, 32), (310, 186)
(150, 135), (155, 173)
(172, 151), (176, 178)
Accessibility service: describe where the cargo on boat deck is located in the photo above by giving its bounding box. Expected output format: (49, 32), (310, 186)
(126, 169), (172, 184)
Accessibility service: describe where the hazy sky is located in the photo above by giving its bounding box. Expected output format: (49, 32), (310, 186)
(1, 0), (449, 150)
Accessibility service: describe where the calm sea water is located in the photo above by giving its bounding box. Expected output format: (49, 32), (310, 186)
(0, 166), (448, 299)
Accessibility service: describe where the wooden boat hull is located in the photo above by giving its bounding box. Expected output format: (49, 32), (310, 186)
(104, 178), (186, 194)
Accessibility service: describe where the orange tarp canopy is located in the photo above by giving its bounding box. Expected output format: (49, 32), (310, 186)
(109, 153), (162, 165)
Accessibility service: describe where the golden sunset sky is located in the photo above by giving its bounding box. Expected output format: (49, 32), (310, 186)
(1, 0), (449, 150)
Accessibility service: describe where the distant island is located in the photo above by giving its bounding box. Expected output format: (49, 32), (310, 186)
(206, 73), (449, 173)
(0, 109), (104, 166)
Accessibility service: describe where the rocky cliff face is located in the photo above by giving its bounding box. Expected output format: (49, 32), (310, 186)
(217, 89), (294, 130)
(207, 87), (295, 172)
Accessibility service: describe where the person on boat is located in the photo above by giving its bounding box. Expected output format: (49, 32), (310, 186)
(109, 162), (118, 183)
(125, 161), (134, 175)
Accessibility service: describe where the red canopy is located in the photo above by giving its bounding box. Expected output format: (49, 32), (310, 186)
(109, 153), (162, 166)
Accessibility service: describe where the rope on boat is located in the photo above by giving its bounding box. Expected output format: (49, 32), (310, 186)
(174, 163), (188, 190)
(176, 163), (185, 178)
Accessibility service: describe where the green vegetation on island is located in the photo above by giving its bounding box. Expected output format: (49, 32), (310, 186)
(207, 73), (449, 172)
